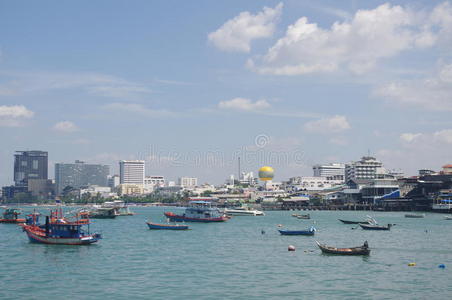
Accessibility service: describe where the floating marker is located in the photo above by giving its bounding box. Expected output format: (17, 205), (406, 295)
(408, 262), (416, 267)
(288, 245), (296, 251)
(277, 224), (283, 228)
(439, 264), (446, 269)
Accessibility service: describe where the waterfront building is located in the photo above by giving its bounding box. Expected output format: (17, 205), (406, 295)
(55, 160), (109, 194)
(144, 176), (165, 187)
(14, 151), (48, 187)
(80, 185), (116, 199)
(178, 177), (198, 188)
(285, 176), (344, 192)
(345, 156), (383, 182)
(27, 179), (55, 198)
(117, 184), (144, 196)
(442, 164), (452, 174)
(119, 160), (145, 185)
(313, 163), (345, 181)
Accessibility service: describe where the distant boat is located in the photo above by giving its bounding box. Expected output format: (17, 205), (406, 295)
(405, 213), (425, 218)
(146, 221), (189, 230)
(339, 219), (371, 224)
(316, 241), (370, 255)
(102, 200), (135, 216)
(278, 226), (316, 236)
(224, 207), (264, 216)
(443, 215), (452, 220)
(297, 214), (310, 219)
(0, 208), (26, 223)
(359, 223), (392, 230)
(164, 201), (230, 223)
(89, 207), (117, 219)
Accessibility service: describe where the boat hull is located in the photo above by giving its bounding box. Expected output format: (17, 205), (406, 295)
(359, 224), (391, 230)
(339, 219), (370, 224)
(164, 212), (229, 223)
(147, 222), (189, 230)
(278, 230), (315, 236)
(0, 218), (26, 223)
(24, 228), (100, 245)
(316, 241), (370, 255)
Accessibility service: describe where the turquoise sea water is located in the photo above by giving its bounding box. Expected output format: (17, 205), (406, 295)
(1, 206), (451, 299)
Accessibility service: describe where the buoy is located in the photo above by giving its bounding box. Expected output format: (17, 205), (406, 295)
(438, 264), (446, 269)
(408, 262), (416, 267)
(261, 230), (265, 235)
(288, 245), (296, 251)
(277, 224), (283, 228)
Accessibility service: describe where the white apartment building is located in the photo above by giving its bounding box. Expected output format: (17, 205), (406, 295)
(313, 163), (345, 181)
(119, 160), (145, 185)
(144, 176), (165, 187)
(345, 156), (383, 182)
(287, 176), (343, 192)
(178, 177), (198, 188)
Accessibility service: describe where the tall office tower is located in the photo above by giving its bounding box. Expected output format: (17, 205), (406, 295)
(119, 160), (145, 185)
(14, 151), (48, 187)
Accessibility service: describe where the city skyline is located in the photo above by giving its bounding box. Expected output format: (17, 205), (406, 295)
(1, 0), (452, 185)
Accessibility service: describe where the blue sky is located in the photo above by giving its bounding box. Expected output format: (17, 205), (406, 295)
(1, 0), (452, 185)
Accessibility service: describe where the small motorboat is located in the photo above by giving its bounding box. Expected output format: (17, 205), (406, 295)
(339, 219), (371, 224)
(359, 223), (392, 230)
(278, 226), (316, 236)
(443, 215), (452, 220)
(316, 241), (370, 255)
(146, 221), (189, 230)
(297, 214), (310, 219)
(404, 213), (425, 218)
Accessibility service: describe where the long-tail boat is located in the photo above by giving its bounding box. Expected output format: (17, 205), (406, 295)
(316, 241), (370, 255)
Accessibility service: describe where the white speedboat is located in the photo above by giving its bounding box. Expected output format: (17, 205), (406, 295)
(443, 215), (452, 220)
(224, 207), (265, 216)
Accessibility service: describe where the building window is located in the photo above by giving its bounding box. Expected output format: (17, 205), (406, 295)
(33, 160), (39, 170)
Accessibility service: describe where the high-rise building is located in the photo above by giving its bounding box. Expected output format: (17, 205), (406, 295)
(178, 177), (198, 188)
(313, 163), (345, 181)
(14, 151), (48, 187)
(119, 160), (145, 185)
(108, 175), (120, 189)
(345, 156), (383, 182)
(55, 160), (109, 194)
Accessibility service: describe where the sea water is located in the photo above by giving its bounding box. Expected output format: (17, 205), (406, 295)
(0, 207), (451, 299)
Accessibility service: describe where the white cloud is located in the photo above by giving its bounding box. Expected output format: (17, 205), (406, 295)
(53, 121), (79, 133)
(218, 97), (271, 111)
(103, 103), (176, 117)
(400, 133), (422, 143)
(208, 3), (283, 52)
(375, 63), (452, 111)
(0, 105), (34, 127)
(248, 3), (452, 75)
(434, 129), (452, 144)
(304, 115), (350, 134)
(0, 70), (151, 98)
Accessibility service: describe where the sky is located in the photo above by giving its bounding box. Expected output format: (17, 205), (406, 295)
(1, 0), (452, 185)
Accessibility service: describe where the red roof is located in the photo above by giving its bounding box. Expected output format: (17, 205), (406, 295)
(443, 164), (452, 168)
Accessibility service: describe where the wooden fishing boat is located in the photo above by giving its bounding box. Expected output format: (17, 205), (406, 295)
(339, 219), (370, 224)
(0, 208), (26, 223)
(146, 222), (189, 230)
(21, 208), (101, 245)
(316, 241), (370, 255)
(278, 226), (316, 236)
(359, 223), (392, 230)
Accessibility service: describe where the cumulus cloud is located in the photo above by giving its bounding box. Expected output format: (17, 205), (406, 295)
(400, 133), (422, 143)
(53, 121), (79, 133)
(218, 97), (271, 111)
(0, 105), (34, 127)
(248, 2), (452, 75)
(304, 115), (351, 134)
(375, 63), (452, 111)
(208, 3), (283, 52)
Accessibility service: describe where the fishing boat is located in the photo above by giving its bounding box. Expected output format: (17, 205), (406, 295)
(359, 223), (392, 230)
(21, 208), (101, 245)
(146, 221), (189, 230)
(102, 200), (135, 216)
(338, 219), (371, 224)
(224, 206), (264, 216)
(0, 208), (26, 223)
(297, 214), (310, 219)
(164, 201), (230, 223)
(89, 207), (118, 219)
(404, 213), (425, 218)
(316, 241), (370, 255)
(278, 226), (316, 236)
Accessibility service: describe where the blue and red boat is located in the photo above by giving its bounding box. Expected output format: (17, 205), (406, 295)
(164, 201), (230, 223)
(146, 221), (189, 230)
(0, 208), (26, 223)
(21, 208), (101, 245)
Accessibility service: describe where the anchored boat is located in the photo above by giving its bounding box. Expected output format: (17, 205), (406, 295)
(146, 221), (189, 230)
(21, 208), (101, 245)
(278, 226), (316, 236)
(359, 223), (392, 230)
(224, 206), (264, 216)
(0, 208), (26, 223)
(316, 241), (370, 255)
(164, 201), (230, 222)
